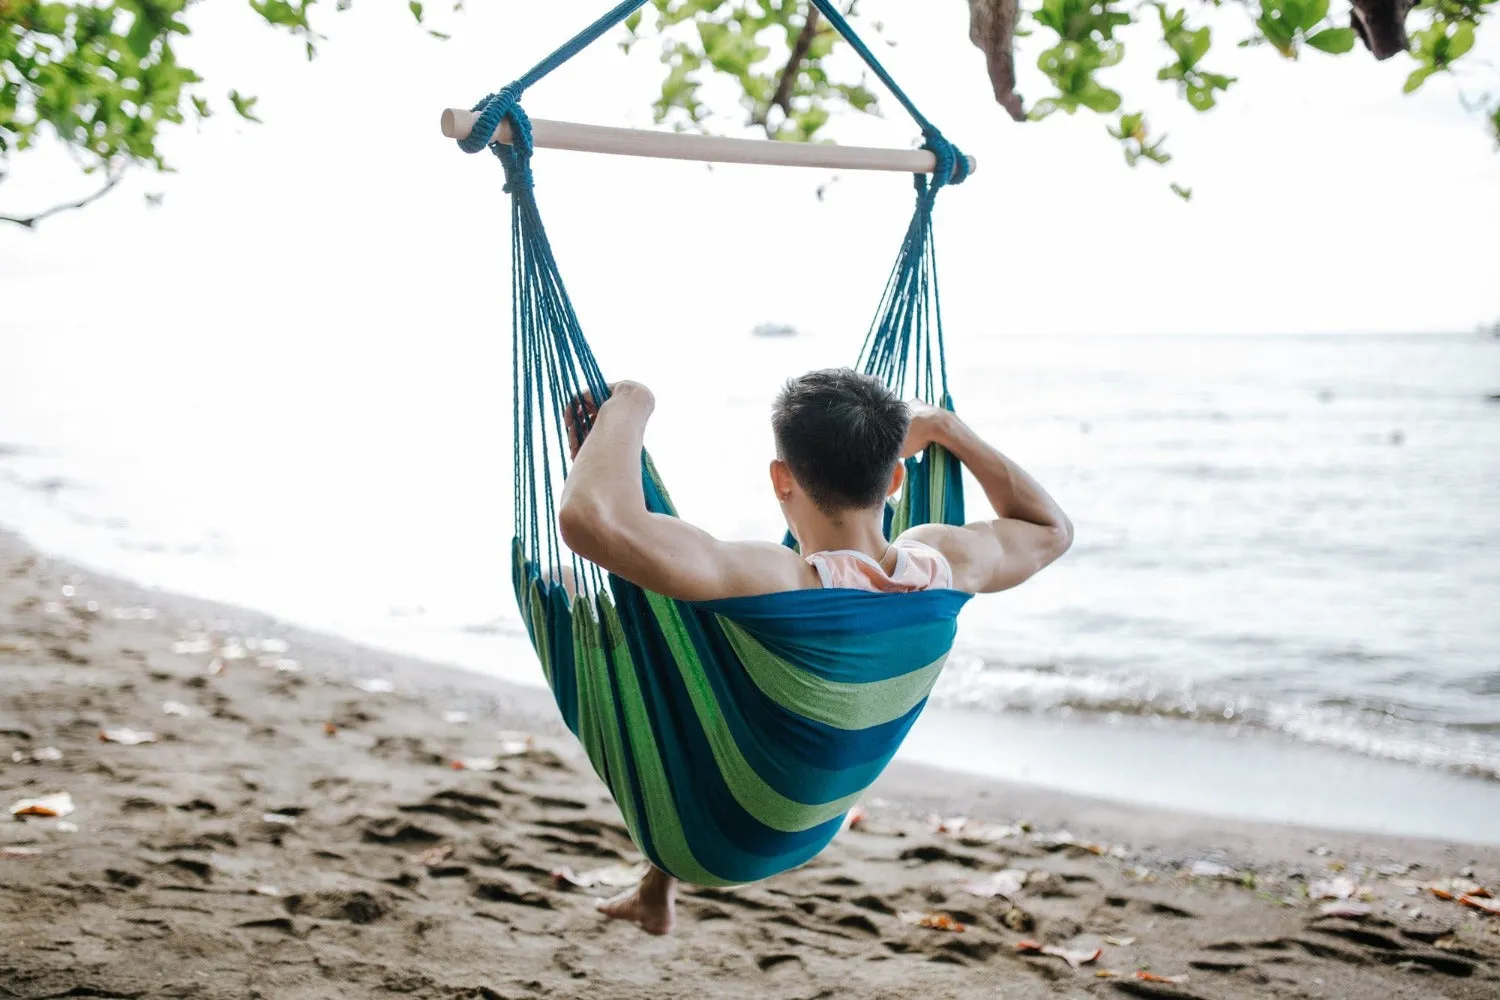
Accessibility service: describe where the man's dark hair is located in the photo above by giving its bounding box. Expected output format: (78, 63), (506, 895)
(772, 369), (909, 512)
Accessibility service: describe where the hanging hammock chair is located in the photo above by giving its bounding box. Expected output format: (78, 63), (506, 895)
(449, 0), (975, 887)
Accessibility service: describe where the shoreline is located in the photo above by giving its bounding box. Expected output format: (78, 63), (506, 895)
(4, 529), (1499, 997)
(6, 524), (1499, 847)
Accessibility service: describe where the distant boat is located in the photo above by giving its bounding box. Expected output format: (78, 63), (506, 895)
(752, 322), (798, 338)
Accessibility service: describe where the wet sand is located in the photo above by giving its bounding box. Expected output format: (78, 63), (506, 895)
(3, 530), (1498, 999)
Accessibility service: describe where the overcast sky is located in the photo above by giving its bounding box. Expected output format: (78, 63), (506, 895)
(3, 0), (1498, 342)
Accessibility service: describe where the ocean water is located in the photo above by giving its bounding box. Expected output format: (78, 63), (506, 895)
(4, 328), (1499, 799)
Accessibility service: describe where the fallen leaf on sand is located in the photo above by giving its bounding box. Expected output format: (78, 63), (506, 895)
(1430, 878), (1490, 898)
(1309, 876), (1358, 900)
(100, 728), (158, 745)
(355, 678), (395, 694)
(1320, 901), (1373, 918)
(455, 734), (535, 769)
(1015, 940), (1101, 968)
(1459, 894), (1500, 917)
(11, 747), (62, 763)
(323, 722), (338, 737)
(1431, 887), (1456, 901)
(2, 847), (43, 858)
(10, 793), (75, 818)
(898, 911), (965, 932)
(963, 869), (1028, 899)
(1135, 971), (1189, 985)
(261, 812), (298, 827)
(1104, 936), (1136, 947)
(551, 863), (647, 889)
(413, 844), (455, 868)
(1095, 970), (1119, 979)
(162, 701), (191, 717)
(930, 814), (969, 834)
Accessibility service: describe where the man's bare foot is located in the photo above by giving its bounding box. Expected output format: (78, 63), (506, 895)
(596, 866), (677, 935)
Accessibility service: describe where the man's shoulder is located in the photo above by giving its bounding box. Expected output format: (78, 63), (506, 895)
(714, 538), (820, 597)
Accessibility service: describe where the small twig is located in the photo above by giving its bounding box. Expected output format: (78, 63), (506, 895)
(0, 173), (123, 230)
(755, 7), (823, 135)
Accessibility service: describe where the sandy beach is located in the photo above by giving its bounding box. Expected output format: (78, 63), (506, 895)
(3, 529), (1498, 999)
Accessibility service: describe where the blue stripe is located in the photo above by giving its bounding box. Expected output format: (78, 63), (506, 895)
(697, 587), (970, 638)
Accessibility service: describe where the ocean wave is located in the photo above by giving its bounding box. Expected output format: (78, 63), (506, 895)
(929, 657), (1500, 782)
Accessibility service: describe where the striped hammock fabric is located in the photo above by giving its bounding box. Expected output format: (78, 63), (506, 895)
(515, 459), (971, 886)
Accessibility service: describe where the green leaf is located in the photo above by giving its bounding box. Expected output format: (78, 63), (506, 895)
(409, 2), (425, 22)
(625, 10), (643, 32)
(1306, 27), (1356, 54)
(1449, 22), (1475, 61)
(125, 14), (158, 59)
(1403, 65), (1434, 93)
(228, 90), (262, 123)
(1029, 97), (1062, 120)
(1171, 182), (1193, 200)
(1080, 85), (1123, 113)
(1303, 0), (1330, 29)
(192, 96), (212, 119)
(427, 30), (450, 40)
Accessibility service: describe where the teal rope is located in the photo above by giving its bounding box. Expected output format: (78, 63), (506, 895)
(461, 0), (970, 580)
(807, 0), (969, 189)
(458, 0), (651, 155)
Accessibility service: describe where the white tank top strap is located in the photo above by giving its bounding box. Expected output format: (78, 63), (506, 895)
(892, 538), (955, 591)
(803, 540), (953, 593)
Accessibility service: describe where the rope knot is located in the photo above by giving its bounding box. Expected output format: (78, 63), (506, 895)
(457, 83), (529, 155)
(921, 130), (970, 190)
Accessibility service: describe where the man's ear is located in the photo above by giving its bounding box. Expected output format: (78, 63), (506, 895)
(770, 459), (796, 500)
(887, 461), (905, 499)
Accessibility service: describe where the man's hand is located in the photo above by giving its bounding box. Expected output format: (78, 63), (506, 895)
(901, 400), (955, 459)
(564, 381), (653, 459)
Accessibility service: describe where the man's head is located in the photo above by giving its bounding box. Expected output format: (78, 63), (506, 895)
(771, 369), (909, 525)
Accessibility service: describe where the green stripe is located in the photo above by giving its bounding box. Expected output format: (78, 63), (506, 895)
(594, 594), (724, 886)
(570, 598), (611, 782)
(643, 591), (868, 833)
(929, 444), (948, 525)
(718, 618), (948, 730)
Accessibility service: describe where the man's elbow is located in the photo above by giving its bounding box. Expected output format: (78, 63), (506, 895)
(558, 497), (614, 564)
(1047, 514), (1075, 562)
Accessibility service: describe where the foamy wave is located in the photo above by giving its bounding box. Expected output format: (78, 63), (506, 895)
(930, 656), (1500, 781)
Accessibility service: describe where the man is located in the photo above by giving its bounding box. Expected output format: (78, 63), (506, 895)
(557, 368), (1072, 934)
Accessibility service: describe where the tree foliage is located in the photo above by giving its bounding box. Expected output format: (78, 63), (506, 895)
(0, 0), (444, 227)
(622, 0), (1498, 193)
(2, 0), (1492, 227)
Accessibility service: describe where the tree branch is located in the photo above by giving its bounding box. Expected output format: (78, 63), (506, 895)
(755, 7), (823, 136)
(0, 173), (124, 230)
(968, 0), (1026, 122)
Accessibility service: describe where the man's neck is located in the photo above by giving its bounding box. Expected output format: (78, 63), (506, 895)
(797, 510), (890, 562)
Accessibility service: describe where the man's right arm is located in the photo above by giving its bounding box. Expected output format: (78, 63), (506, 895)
(899, 404), (1074, 595)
